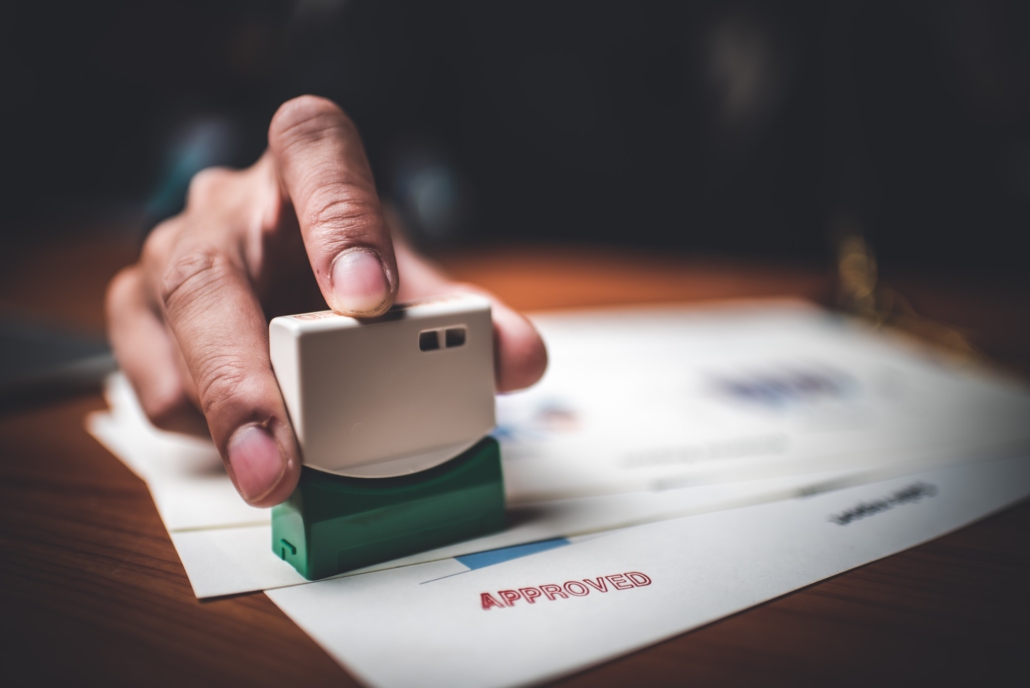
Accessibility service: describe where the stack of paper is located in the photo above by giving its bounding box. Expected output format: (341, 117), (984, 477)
(87, 300), (1030, 686)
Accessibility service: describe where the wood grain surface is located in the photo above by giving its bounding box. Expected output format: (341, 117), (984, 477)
(1, 235), (1028, 687)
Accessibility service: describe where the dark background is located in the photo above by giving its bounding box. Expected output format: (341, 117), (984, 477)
(3, 0), (1029, 273)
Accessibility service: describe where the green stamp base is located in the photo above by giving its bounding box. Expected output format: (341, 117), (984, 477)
(272, 436), (505, 580)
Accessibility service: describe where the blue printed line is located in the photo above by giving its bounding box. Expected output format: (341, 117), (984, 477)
(455, 538), (571, 571)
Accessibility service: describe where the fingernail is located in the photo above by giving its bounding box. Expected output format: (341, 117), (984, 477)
(227, 425), (287, 503)
(331, 248), (389, 314)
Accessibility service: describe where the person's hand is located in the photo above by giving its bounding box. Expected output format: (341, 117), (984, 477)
(106, 96), (547, 507)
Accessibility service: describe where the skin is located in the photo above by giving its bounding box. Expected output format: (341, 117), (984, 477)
(106, 95), (548, 507)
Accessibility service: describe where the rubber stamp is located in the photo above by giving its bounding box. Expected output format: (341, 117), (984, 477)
(269, 293), (505, 579)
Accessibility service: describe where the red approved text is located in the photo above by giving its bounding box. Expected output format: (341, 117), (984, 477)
(480, 571), (652, 610)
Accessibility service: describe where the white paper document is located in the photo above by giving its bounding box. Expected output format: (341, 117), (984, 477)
(266, 454), (1030, 688)
(497, 302), (1030, 500)
(88, 397), (871, 597)
(86, 300), (1030, 599)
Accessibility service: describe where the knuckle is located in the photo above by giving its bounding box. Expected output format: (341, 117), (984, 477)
(269, 95), (353, 147)
(192, 354), (252, 421)
(105, 266), (139, 319)
(140, 382), (195, 432)
(141, 219), (180, 272)
(303, 189), (382, 241)
(159, 248), (235, 316)
(186, 167), (232, 208)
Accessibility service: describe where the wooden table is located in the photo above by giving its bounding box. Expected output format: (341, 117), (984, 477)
(2, 235), (1028, 686)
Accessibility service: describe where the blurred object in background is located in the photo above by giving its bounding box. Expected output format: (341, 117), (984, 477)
(3, 0), (1028, 275)
(143, 115), (247, 228)
(825, 0), (1030, 262)
(1, 0), (281, 241)
(387, 136), (475, 245)
(0, 316), (115, 414)
(833, 222), (985, 370)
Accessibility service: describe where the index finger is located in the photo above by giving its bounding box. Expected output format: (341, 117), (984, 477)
(268, 95), (399, 317)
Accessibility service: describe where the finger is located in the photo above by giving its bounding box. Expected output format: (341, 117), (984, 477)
(157, 241), (300, 507)
(489, 298), (549, 392)
(268, 95), (398, 317)
(391, 235), (548, 393)
(106, 266), (207, 435)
